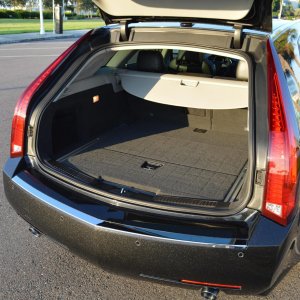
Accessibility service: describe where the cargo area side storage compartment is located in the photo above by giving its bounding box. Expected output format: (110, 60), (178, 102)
(35, 47), (251, 214)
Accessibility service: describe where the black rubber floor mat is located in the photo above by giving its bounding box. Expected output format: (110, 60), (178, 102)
(65, 119), (248, 200)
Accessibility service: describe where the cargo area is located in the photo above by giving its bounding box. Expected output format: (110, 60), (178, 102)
(36, 48), (250, 211)
(38, 89), (248, 205)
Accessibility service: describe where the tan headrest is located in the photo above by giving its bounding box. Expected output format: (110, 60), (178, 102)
(236, 61), (248, 81)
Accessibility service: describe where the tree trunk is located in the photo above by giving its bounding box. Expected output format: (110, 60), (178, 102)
(278, 0), (283, 19)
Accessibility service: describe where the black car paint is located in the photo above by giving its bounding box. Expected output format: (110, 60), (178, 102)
(3, 157), (300, 295)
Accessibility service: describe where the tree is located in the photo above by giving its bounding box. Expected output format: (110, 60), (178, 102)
(295, 8), (300, 17)
(273, 0), (284, 18)
(43, 0), (63, 9)
(273, 0), (281, 12)
(278, 0), (284, 18)
(76, 0), (96, 17)
(5, 0), (26, 8)
(283, 2), (295, 17)
(77, 0), (95, 11)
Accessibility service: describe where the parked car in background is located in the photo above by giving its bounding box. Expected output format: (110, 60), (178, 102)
(3, 1), (300, 299)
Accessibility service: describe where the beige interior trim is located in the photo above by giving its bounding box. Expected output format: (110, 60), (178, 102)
(118, 70), (248, 109)
(93, 0), (255, 21)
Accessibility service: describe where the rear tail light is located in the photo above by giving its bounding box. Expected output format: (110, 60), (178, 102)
(10, 31), (92, 158)
(262, 40), (298, 226)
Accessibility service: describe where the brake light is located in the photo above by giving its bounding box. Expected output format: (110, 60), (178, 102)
(10, 30), (92, 158)
(263, 40), (298, 226)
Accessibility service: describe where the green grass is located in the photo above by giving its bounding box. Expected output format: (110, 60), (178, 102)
(0, 18), (104, 34)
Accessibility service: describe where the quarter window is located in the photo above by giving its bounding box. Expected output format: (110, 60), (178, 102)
(274, 27), (300, 129)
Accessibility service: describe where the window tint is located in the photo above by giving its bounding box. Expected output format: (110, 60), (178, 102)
(274, 26), (300, 128)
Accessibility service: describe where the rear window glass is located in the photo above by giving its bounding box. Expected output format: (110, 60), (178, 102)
(106, 48), (241, 79)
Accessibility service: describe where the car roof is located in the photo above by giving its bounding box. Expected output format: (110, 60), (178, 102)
(273, 19), (293, 32)
(271, 19), (300, 39)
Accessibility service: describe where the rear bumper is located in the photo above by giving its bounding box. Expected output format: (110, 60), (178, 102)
(3, 158), (299, 295)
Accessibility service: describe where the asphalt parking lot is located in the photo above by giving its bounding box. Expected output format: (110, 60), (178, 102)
(0, 39), (300, 300)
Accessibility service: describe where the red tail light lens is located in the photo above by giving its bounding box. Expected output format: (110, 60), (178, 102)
(263, 40), (298, 226)
(10, 31), (92, 158)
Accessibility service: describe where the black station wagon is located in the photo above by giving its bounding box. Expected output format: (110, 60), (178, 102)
(4, 0), (300, 299)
